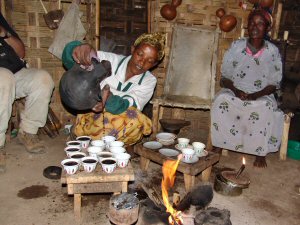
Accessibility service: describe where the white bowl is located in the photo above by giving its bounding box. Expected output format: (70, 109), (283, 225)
(109, 141), (124, 148)
(81, 156), (98, 173)
(115, 153), (131, 168)
(100, 157), (117, 173)
(66, 140), (81, 149)
(76, 136), (91, 149)
(110, 146), (126, 155)
(157, 138), (175, 146)
(97, 152), (114, 161)
(64, 146), (81, 157)
(61, 159), (79, 175)
(156, 132), (176, 141)
(91, 140), (106, 149)
(87, 146), (103, 158)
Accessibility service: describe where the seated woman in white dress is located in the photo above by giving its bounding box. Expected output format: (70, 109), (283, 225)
(211, 9), (284, 167)
(62, 33), (166, 146)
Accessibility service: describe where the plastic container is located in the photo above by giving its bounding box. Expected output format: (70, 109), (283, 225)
(287, 140), (300, 160)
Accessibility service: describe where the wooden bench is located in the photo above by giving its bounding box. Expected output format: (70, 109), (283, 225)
(61, 162), (135, 220)
(134, 143), (219, 191)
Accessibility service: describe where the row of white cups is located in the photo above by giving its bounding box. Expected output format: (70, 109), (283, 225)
(61, 135), (131, 175)
(177, 137), (206, 162)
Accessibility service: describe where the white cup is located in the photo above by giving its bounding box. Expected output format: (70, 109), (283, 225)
(192, 142), (205, 155)
(91, 140), (106, 150)
(115, 153), (131, 168)
(182, 148), (195, 162)
(87, 146), (103, 158)
(81, 156), (98, 173)
(110, 146), (126, 156)
(64, 146), (81, 157)
(66, 140), (81, 149)
(109, 141), (124, 148)
(178, 138), (190, 148)
(76, 136), (91, 149)
(100, 157), (117, 173)
(102, 136), (116, 149)
(61, 159), (79, 175)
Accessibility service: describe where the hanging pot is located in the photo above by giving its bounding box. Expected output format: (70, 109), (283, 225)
(216, 8), (226, 18)
(219, 14), (237, 32)
(39, 0), (64, 30)
(160, 4), (177, 21)
(171, 0), (182, 7)
(260, 0), (274, 8)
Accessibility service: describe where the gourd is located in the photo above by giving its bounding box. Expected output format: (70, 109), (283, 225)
(216, 8), (237, 32)
(160, 0), (183, 21)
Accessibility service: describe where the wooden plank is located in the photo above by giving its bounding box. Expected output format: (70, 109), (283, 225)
(135, 144), (219, 176)
(74, 194), (81, 221)
(69, 182), (123, 194)
(64, 162), (134, 184)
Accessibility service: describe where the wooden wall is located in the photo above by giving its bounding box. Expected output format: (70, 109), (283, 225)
(100, 0), (148, 56)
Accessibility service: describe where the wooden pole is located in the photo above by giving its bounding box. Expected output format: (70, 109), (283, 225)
(280, 112), (294, 160)
(95, 0), (100, 50)
(272, 2), (282, 40)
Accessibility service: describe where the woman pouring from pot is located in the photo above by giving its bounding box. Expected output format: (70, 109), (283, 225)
(211, 9), (284, 167)
(61, 32), (166, 146)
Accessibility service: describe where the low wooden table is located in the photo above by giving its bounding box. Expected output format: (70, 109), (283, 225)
(135, 143), (219, 191)
(61, 162), (135, 220)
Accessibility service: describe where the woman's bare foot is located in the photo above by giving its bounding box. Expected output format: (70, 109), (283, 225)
(253, 156), (267, 168)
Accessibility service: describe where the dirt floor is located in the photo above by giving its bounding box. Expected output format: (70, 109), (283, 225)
(0, 133), (299, 225)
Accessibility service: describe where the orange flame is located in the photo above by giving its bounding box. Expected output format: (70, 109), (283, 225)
(242, 157), (246, 165)
(161, 154), (183, 224)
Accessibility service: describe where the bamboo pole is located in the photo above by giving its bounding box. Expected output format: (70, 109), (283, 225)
(1, 0), (6, 18)
(280, 112), (294, 160)
(95, 0), (100, 50)
(272, 2), (282, 40)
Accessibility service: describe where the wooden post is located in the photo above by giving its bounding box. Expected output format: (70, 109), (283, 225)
(201, 166), (212, 182)
(140, 156), (150, 171)
(74, 193), (81, 221)
(95, 0), (100, 50)
(272, 2), (282, 40)
(280, 112), (294, 160)
(184, 174), (195, 192)
(152, 101), (159, 136)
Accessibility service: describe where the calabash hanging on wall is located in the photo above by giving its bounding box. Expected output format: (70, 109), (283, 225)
(260, 0), (274, 8)
(160, 0), (182, 21)
(216, 8), (237, 32)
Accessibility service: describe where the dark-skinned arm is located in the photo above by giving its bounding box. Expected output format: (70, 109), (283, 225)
(247, 85), (276, 100)
(0, 25), (25, 58)
(220, 77), (248, 100)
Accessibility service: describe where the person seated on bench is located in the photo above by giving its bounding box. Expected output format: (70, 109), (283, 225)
(62, 32), (166, 145)
(211, 9), (284, 167)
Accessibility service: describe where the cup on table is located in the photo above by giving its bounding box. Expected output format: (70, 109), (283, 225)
(115, 153), (131, 168)
(178, 138), (190, 148)
(76, 136), (91, 149)
(182, 148), (195, 162)
(81, 156), (98, 173)
(102, 136), (116, 149)
(66, 140), (81, 149)
(91, 140), (106, 150)
(100, 157), (117, 174)
(64, 146), (81, 157)
(61, 159), (79, 175)
(192, 142), (205, 155)
(109, 141), (124, 148)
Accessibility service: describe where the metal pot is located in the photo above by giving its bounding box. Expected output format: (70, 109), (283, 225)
(214, 170), (250, 196)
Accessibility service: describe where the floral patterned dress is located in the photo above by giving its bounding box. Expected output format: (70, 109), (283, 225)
(211, 38), (284, 156)
(74, 107), (152, 146)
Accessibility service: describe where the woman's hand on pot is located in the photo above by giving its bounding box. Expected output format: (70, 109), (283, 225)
(72, 44), (98, 67)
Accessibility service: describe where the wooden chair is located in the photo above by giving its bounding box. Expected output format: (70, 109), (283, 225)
(151, 25), (219, 150)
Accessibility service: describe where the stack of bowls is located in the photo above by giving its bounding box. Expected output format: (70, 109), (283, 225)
(156, 132), (177, 145)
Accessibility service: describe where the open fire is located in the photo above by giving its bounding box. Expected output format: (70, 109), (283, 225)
(161, 154), (183, 225)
